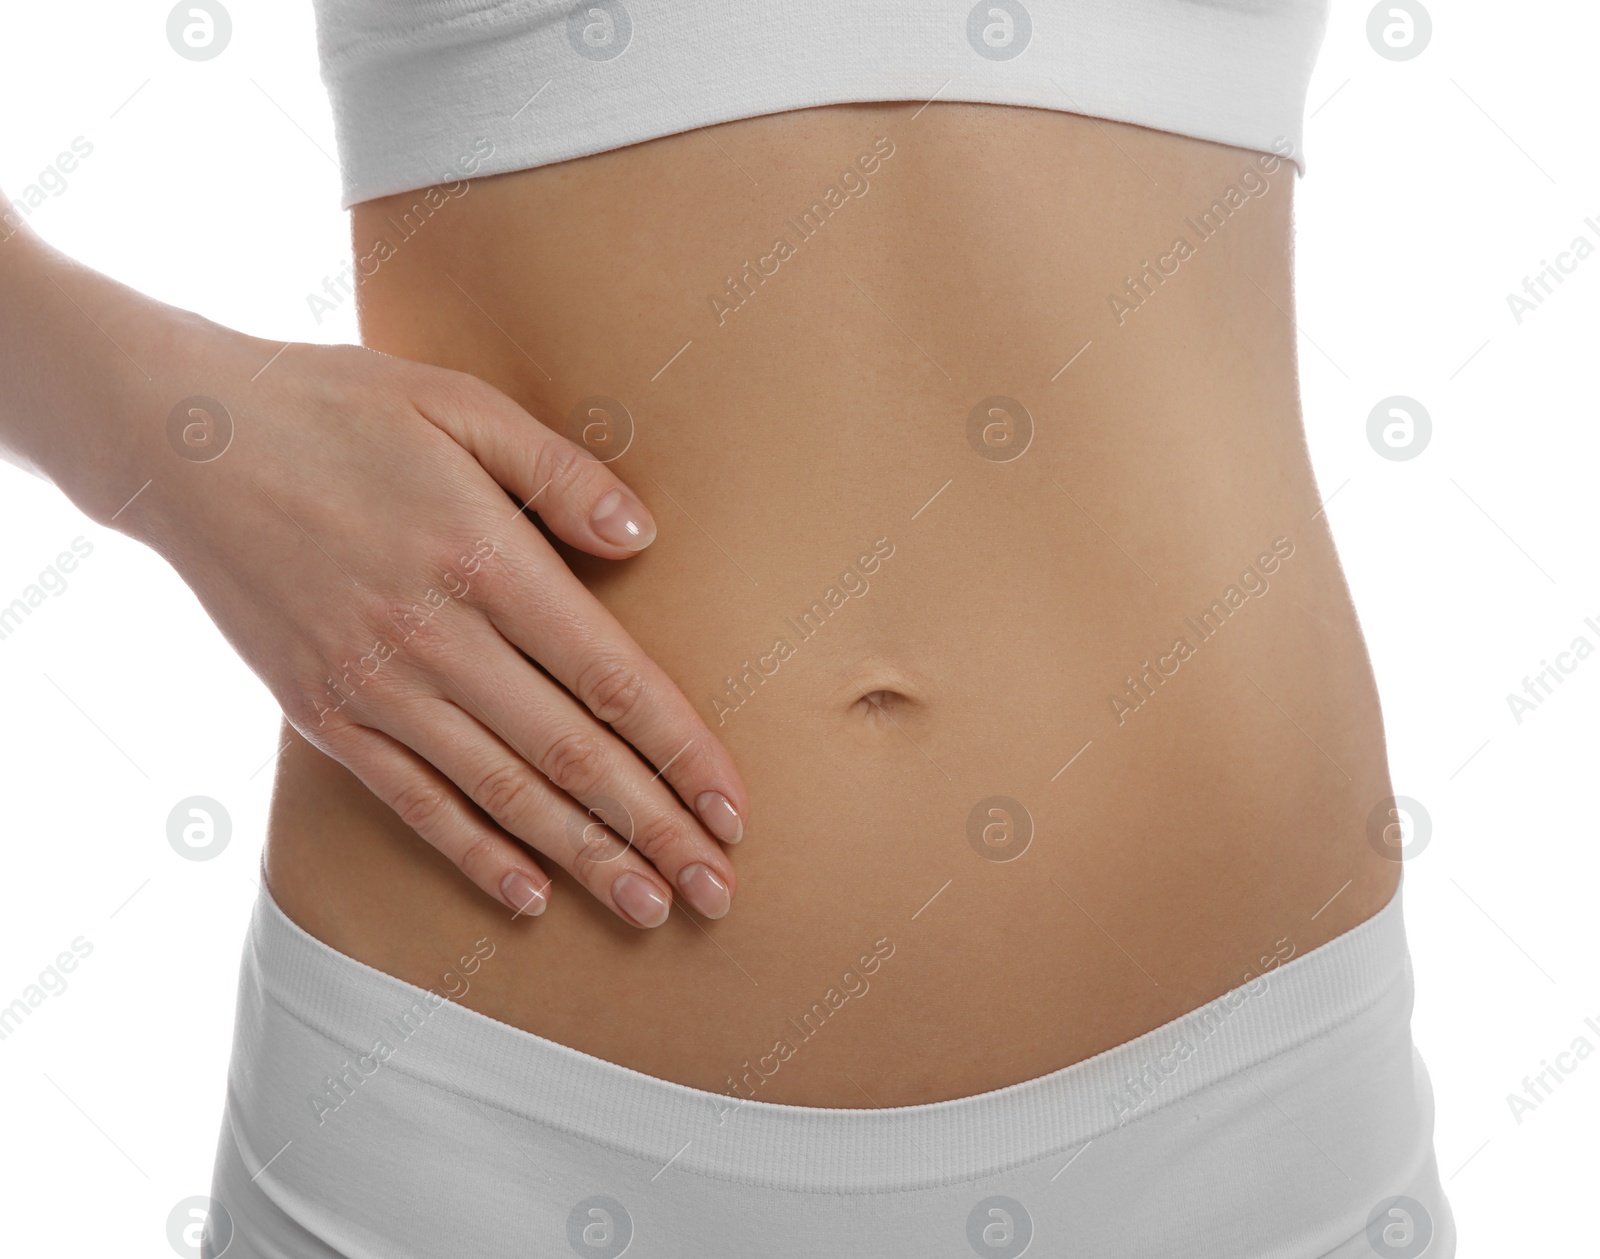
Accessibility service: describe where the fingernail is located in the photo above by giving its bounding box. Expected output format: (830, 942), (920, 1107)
(695, 791), (744, 844)
(590, 488), (656, 551)
(501, 870), (548, 917)
(677, 863), (731, 919)
(612, 871), (671, 927)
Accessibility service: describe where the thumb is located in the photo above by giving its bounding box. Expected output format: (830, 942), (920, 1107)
(417, 370), (657, 558)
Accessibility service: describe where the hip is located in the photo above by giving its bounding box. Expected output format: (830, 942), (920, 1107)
(207, 871), (1449, 1258)
(263, 580), (1402, 1108)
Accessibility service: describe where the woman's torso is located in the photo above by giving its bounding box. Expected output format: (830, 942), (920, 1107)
(264, 102), (1399, 1107)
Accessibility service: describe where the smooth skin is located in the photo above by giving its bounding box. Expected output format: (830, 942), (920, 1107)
(268, 103), (1403, 1105)
(2, 102), (1402, 1108)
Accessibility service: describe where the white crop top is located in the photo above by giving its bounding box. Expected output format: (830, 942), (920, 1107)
(311, 0), (1329, 209)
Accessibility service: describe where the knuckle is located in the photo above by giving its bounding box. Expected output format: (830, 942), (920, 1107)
(577, 658), (647, 726)
(630, 810), (687, 862)
(454, 835), (502, 887)
(286, 641), (404, 728)
(286, 695), (370, 766)
(565, 823), (609, 878)
(568, 827), (630, 884)
(539, 730), (607, 797)
(663, 731), (719, 784)
(334, 656), (415, 720)
(399, 532), (508, 628)
(568, 841), (609, 885)
(536, 436), (595, 497)
(439, 537), (505, 608)
(391, 780), (449, 835)
(471, 762), (538, 825)
(348, 592), (462, 681)
(282, 673), (349, 735)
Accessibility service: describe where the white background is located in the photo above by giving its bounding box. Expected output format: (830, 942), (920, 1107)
(1, 1), (1595, 1254)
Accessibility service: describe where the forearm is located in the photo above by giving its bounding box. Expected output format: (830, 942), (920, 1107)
(0, 191), (231, 528)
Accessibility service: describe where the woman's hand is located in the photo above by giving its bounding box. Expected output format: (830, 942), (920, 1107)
(1, 222), (745, 928)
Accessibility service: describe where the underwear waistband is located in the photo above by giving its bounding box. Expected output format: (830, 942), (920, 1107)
(247, 876), (1411, 1192)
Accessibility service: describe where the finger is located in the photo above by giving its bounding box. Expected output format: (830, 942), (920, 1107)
(427, 622), (736, 919)
(475, 549), (749, 846)
(328, 722), (553, 918)
(414, 370), (657, 558)
(410, 370), (749, 842)
(371, 694), (686, 928)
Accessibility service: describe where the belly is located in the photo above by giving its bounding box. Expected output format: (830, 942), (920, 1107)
(264, 102), (1399, 1106)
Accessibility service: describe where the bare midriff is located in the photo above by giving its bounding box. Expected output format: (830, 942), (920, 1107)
(263, 102), (1400, 1108)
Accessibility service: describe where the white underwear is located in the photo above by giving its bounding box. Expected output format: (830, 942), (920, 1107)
(203, 879), (1454, 1258)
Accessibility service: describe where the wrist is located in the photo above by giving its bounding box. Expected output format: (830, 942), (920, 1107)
(1, 232), (161, 519)
(8, 239), (259, 540)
